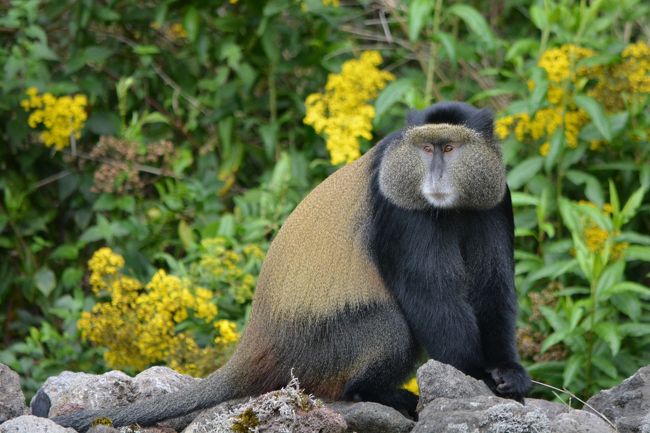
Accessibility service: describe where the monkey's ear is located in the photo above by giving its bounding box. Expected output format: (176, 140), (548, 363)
(406, 109), (426, 127)
(467, 108), (494, 141)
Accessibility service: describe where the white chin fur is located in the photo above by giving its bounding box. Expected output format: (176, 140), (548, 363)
(421, 183), (458, 208)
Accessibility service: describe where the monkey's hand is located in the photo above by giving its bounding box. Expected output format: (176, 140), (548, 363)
(485, 361), (532, 403)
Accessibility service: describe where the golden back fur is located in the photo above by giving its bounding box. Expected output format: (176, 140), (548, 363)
(252, 146), (391, 319)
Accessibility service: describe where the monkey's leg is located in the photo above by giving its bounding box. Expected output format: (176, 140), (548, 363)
(339, 304), (418, 417)
(393, 282), (485, 378)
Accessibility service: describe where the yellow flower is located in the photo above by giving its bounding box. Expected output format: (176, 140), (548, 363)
(494, 116), (514, 140)
(620, 41), (650, 94)
(402, 377), (419, 395)
(539, 142), (550, 156)
(538, 44), (596, 83)
(214, 320), (240, 345)
(21, 88), (88, 150)
(304, 51), (394, 165)
(584, 225), (608, 253)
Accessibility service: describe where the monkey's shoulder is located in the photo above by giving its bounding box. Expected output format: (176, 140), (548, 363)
(254, 147), (390, 318)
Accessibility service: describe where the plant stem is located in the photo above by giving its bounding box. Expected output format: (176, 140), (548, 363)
(424, 0), (444, 104)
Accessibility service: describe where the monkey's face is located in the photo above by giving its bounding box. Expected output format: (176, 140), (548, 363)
(378, 124), (506, 210)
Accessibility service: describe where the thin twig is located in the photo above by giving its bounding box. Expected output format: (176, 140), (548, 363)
(531, 380), (618, 432)
(32, 170), (72, 190)
(63, 150), (183, 179)
(378, 9), (393, 43)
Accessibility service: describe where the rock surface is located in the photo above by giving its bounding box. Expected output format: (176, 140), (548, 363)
(31, 366), (199, 418)
(586, 365), (650, 433)
(4, 360), (649, 432)
(28, 366), (200, 432)
(0, 415), (76, 433)
(0, 364), (27, 423)
(328, 401), (415, 433)
(413, 360), (615, 433)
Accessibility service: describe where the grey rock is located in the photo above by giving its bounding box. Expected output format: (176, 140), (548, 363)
(0, 415), (76, 433)
(413, 398), (551, 433)
(32, 367), (200, 431)
(413, 360), (615, 433)
(416, 360), (492, 409)
(31, 370), (136, 418)
(328, 401), (415, 433)
(586, 365), (650, 433)
(86, 425), (119, 433)
(0, 364), (27, 423)
(552, 410), (615, 433)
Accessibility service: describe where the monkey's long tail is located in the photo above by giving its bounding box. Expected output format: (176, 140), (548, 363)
(51, 364), (242, 433)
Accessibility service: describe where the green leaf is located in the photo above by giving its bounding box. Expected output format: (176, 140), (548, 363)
(510, 193), (539, 206)
(505, 38), (538, 62)
(625, 246), (650, 262)
(61, 267), (83, 289)
(447, 4), (496, 50)
(259, 122), (279, 159)
(217, 214), (236, 237)
(544, 129), (563, 172)
(529, 5), (548, 30)
(50, 245), (78, 261)
(541, 329), (571, 352)
(375, 78), (413, 121)
(183, 7), (200, 42)
(574, 95), (611, 141)
(34, 267), (56, 297)
(620, 187), (646, 226)
(594, 322), (622, 355)
(602, 282), (650, 299)
(178, 220), (196, 251)
(527, 259), (578, 282)
(433, 32), (456, 65)
(539, 306), (567, 331)
(408, 0), (434, 42)
(507, 157), (543, 190)
(608, 180), (620, 215)
(566, 170), (604, 206)
(611, 293), (642, 321)
(132, 45), (160, 55)
(619, 323), (650, 337)
(563, 354), (582, 388)
(591, 355), (619, 378)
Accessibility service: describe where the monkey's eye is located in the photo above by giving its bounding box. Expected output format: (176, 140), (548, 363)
(443, 144), (454, 153)
(422, 145), (433, 154)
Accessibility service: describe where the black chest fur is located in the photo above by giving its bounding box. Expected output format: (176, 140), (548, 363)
(368, 153), (514, 308)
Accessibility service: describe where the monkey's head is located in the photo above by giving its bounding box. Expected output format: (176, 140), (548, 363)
(378, 102), (506, 211)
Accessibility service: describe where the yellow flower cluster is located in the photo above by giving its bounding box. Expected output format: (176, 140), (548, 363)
(195, 238), (264, 304)
(576, 201), (628, 259)
(322, 0), (340, 5)
(584, 225), (609, 253)
(620, 41), (650, 94)
(78, 248), (233, 376)
(537, 44), (596, 83)
(495, 108), (587, 155)
(214, 319), (240, 345)
(496, 41), (650, 153)
(20, 87), (88, 151)
(303, 51), (394, 165)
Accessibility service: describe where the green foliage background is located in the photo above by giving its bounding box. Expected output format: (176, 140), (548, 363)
(1, 0), (649, 402)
